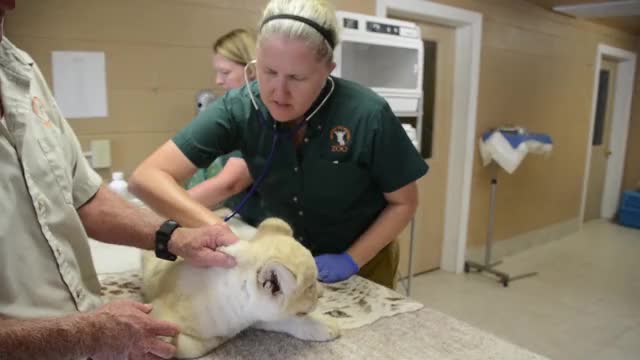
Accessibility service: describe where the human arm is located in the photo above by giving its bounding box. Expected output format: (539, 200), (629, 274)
(78, 185), (237, 268)
(347, 181), (418, 267)
(315, 182), (418, 282)
(128, 140), (225, 227)
(187, 157), (253, 209)
(0, 300), (179, 360)
(130, 93), (242, 227)
(78, 185), (163, 250)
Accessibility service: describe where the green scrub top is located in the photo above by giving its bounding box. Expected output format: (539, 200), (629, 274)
(174, 77), (428, 255)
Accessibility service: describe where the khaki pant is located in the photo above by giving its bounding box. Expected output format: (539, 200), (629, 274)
(357, 240), (399, 289)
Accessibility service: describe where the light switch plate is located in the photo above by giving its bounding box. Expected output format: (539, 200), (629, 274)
(90, 139), (111, 168)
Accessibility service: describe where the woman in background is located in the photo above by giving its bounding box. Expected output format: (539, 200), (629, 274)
(185, 28), (266, 226)
(211, 29), (256, 92)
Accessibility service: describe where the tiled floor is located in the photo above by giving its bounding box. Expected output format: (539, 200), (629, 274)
(409, 220), (640, 360)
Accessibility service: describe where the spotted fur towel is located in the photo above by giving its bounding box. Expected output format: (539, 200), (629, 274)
(98, 271), (423, 330)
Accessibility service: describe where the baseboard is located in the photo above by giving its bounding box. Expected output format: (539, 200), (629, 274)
(465, 218), (580, 263)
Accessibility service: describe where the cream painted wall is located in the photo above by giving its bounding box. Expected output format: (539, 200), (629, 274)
(425, 0), (639, 247)
(621, 39), (640, 192)
(5, 0), (374, 180)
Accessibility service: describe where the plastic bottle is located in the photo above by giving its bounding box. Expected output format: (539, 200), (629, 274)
(108, 171), (130, 200)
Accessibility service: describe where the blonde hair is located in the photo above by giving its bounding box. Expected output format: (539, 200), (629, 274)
(258, 0), (339, 63)
(213, 29), (257, 65)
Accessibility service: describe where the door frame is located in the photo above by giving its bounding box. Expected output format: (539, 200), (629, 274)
(377, 0), (483, 273)
(580, 44), (637, 222)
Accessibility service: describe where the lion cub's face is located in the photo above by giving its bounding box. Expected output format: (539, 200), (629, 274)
(244, 218), (320, 321)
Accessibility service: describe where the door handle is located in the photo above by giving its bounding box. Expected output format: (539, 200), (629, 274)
(605, 150), (613, 157)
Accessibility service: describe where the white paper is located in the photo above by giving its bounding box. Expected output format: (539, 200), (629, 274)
(52, 51), (108, 118)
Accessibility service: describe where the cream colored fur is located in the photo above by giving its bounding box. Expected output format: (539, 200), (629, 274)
(142, 218), (340, 359)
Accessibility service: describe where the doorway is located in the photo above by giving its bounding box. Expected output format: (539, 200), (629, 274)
(585, 59), (617, 221)
(394, 21), (456, 275)
(378, 0), (483, 273)
(580, 45), (637, 223)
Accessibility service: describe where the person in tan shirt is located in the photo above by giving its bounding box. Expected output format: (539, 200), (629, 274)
(0, 2), (239, 359)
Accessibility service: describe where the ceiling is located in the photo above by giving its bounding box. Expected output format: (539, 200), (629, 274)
(524, 0), (640, 35)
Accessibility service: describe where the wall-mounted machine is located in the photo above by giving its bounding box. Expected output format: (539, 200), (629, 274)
(333, 11), (424, 148)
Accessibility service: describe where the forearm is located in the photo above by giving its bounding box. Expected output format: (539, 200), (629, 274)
(0, 313), (111, 360)
(187, 158), (253, 209)
(129, 166), (223, 227)
(187, 177), (238, 209)
(78, 186), (163, 250)
(347, 201), (416, 268)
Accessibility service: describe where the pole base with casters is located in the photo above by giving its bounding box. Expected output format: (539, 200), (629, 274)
(464, 260), (537, 287)
(464, 164), (538, 287)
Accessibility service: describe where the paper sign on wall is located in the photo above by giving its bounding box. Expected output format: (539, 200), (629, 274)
(52, 51), (108, 119)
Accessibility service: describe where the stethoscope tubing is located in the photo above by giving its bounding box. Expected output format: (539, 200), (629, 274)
(223, 61), (334, 222)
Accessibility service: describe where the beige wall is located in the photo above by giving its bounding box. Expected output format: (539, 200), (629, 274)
(424, 0), (640, 247)
(5, 0), (374, 180)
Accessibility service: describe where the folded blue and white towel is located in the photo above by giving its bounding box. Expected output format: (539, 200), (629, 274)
(479, 128), (553, 173)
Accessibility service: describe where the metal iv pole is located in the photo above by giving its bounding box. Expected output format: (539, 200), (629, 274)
(463, 163), (538, 287)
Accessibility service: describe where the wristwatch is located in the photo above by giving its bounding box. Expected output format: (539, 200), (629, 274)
(155, 220), (180, 261)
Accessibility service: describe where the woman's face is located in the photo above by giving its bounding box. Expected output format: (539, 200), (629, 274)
(212, 53), (247, 92)
(256, 35), (335, 123)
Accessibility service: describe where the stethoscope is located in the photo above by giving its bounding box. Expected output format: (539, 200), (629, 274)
(223, 60), (335, 222)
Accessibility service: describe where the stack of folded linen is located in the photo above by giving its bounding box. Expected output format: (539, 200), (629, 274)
(479, 127), (553, 174)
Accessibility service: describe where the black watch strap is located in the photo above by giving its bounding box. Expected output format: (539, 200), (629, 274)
(155, 220), (180, 261)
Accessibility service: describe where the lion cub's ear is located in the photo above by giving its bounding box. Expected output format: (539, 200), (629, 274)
(256, 218), (294, 237)
(257, 261), (297, 297)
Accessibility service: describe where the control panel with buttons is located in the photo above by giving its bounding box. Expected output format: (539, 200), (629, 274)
(366, 21), (400, 35)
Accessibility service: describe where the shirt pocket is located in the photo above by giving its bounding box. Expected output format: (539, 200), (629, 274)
(304, 160), (369, 214)
(36, 134), (73, 205)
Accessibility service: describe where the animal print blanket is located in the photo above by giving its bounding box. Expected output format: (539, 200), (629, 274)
(98, 271), (423, 330)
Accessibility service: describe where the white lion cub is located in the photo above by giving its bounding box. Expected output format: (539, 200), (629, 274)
(142, 218), (340, 359)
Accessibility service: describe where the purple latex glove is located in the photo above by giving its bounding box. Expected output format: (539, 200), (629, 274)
(314, 252), (360, 283)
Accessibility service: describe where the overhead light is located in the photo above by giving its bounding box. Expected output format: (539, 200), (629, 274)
(553, 0), (640, 18)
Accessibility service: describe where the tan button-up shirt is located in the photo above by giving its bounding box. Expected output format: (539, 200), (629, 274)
(0, 37), (104, 319)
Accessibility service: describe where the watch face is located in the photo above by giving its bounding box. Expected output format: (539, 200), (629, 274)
(162, 220), (178, 229)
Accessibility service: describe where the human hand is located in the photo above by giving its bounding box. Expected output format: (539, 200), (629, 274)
(90, 300), (179, 360)
(169, 223), (238, 267)
(314, 252), (360, 283)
